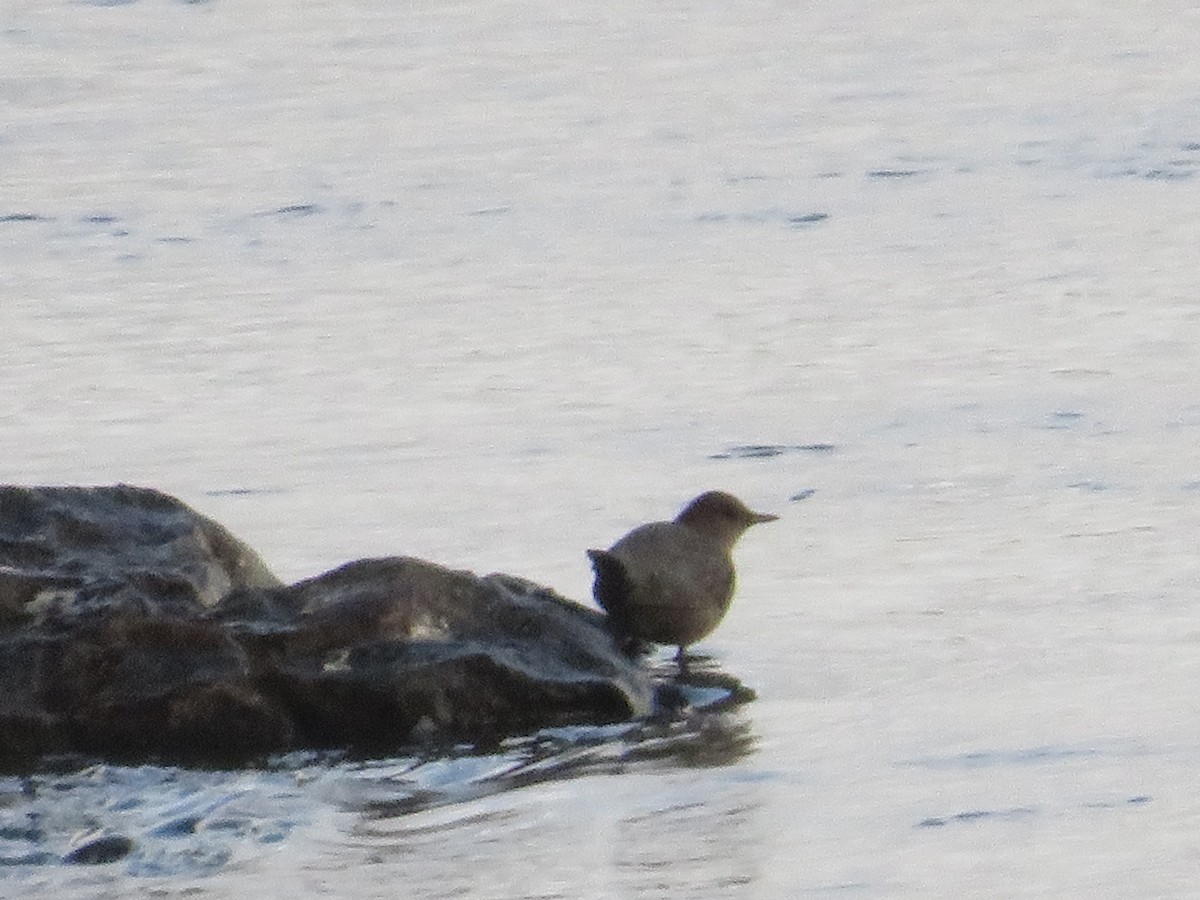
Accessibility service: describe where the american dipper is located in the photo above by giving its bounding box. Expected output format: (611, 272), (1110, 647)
(587, 491), (778, 661)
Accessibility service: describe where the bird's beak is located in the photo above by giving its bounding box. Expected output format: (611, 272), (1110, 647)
(750, 511), (779, 524)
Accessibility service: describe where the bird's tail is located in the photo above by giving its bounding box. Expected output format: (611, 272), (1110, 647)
(586, 549), (631, 616)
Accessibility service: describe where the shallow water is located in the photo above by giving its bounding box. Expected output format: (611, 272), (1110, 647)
(5, 0), (1200, 896)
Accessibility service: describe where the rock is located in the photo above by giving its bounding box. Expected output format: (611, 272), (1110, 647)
(0, 485), (654, 768)
(0, 483), (281, 623)
(62, 833), (136, 865)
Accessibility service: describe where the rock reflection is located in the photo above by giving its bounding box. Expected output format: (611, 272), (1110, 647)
(350, 659), (758, 822)
(335, 662), (765, 899)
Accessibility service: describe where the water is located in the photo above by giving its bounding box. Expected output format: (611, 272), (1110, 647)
(4, 0), (1200, 895)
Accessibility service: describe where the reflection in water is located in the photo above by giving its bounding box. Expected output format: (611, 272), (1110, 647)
(348, 658), (759, 822)
(328, 662), (765, 898)
(347, 776), (771, 900)
(352, 708), (758, 820)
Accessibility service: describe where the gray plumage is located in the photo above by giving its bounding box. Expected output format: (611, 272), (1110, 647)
(587, 491), (777, 658)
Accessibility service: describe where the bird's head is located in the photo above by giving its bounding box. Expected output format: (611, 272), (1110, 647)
(675, 491), (778, 548)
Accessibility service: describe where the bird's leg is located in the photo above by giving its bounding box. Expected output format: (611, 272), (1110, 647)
(675, 645), (690, 673)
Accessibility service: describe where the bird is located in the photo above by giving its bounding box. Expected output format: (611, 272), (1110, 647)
(586, 491), (777, 663)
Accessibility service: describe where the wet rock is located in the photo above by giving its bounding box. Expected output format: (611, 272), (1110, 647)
(62, 833), (136, 865)
(0, 485), (654, 768)
(219, 559), (654, 749)
(0, 483), (281, 622)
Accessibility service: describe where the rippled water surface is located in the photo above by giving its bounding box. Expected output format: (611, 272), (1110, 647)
(5, 0), (1200, 896)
